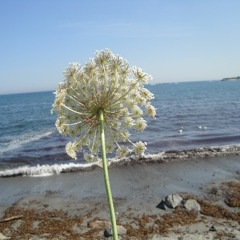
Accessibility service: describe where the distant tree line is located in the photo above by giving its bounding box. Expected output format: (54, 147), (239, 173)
(221, 76), (240, 81)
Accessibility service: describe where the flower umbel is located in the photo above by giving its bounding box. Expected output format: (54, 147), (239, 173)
(52, 49), (156, 160)
(53, 49), (156, 240)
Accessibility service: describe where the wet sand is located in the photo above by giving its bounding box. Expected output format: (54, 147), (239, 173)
(0, 154), (239, 213)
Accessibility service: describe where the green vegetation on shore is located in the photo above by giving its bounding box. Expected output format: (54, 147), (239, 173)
(221, 76), (240, 81)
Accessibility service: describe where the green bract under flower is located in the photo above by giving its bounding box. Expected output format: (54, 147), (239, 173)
(52, 49), (156, 161)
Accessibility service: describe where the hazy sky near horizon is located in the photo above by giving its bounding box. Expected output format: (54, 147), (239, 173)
(0, 0), (240, 94)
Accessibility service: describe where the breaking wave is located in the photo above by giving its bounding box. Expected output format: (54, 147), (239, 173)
(0, 144), (239, 178)
(0, 131), (54, 155)
(0, 162), (99, 177)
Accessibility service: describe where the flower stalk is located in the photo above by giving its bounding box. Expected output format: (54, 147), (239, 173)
(99, 109), (118, 239)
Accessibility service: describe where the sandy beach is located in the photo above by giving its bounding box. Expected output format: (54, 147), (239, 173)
(0, 147), (239, 239)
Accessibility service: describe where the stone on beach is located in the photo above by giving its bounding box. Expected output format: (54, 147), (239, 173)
(156, 199), (169, 210)
(157, 194), (202, 214)
(157, 193), (183, 209)
(183, 199), (201, 212)
(87, 219), (127, 237)
(165, 194), (183, 208)
(104, 225), (127, 237)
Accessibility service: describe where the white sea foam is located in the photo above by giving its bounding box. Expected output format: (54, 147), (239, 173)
(0, 131), (54, 154)
(1, 144), (240, 178)
(0, 162), (97, 177)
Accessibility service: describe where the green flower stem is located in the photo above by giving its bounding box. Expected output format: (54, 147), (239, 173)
(99, 109), (118, 240)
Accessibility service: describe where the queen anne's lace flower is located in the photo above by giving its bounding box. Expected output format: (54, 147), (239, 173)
(116, 146), (130, 158)
(52, 49), (156, 161)
(134, 141), (147, 156)
(134, 118), (147, 132)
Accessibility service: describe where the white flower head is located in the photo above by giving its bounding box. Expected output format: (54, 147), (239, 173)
(134, 141), (147, 156)
(83, 152), (100, 162)
(64, 62), (80, 80)
(52, 49), (156, 161)
(123, 116), (135, 128)
(134, 118), (147, 132)
(146, 104), (157, 118)
(116, 146), (130, 158)
(66, 142), (77, 160)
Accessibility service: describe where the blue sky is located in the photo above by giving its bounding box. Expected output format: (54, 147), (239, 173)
(0, 0), (240, 94)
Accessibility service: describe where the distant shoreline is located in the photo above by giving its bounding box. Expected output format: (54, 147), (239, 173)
(221, 76), (240, 81)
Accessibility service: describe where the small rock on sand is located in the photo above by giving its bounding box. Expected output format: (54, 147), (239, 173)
(165, 194), (183, 208)
(157, 194), (183, 210)
(104, 225), (127, 237)
(184, 199), (201, 212)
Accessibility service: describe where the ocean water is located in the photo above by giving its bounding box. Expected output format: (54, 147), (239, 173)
(0, 81), (239, 177)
